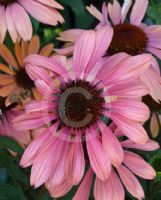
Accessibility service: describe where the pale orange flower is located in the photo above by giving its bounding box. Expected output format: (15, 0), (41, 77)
(0, 35), (53, 106)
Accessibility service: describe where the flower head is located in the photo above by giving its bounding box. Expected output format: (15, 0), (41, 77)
(0, 0), (64, 42)
(0, 35), (53, 106)
(13, 29), (154, 196)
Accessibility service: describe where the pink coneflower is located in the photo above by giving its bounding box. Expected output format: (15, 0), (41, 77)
(57, 0), (161, 102)
(143, 95), (161, 137)
(0, 0), (64, 43)
(14, 28), (152, 196)
(0, 35), (53, 106)
(0, 97), (30, 146)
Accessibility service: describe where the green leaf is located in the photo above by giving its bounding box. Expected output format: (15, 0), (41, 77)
(0, 136), (24, 155)
(0, 150), (29, 186)
(0, 183), (27, 200)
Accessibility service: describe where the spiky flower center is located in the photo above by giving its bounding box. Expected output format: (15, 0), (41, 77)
(58, 80), (103, 129)
(0, 0), (16, 6)
(15, 69), (35, 90)
(142, 95), (161, 113)
(108, 23), (148, 56)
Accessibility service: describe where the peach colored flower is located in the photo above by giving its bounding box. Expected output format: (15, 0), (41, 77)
(0, 35), (53, 106)
(0, 0), (64, 42)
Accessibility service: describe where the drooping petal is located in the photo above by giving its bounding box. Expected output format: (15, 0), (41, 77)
(30, 133), (68, 188)
(121, 0), (132, 22)
(98, 121), (124, 167)
(121, 139), (160, 151)
(124, 151), (156, 180)
(10, 3), (32, 41)
(105, 99), (150, 122)
(117, 165), (144, 199)
(86, 130), (111, 181)
(5, 5), (18, 43)
(66, 135), (85, 185)
(106, 112), (149, 144)
(0, 5), (7, 43)
(94, 169), (125, 200)
(73, 168), (93, 200)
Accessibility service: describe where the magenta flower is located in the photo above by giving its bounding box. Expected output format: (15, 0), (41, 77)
(13, 28), (153, 198)
(0, 0), (64, 43)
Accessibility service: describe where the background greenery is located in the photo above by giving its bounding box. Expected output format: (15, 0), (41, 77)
(1, 0), (161, 199)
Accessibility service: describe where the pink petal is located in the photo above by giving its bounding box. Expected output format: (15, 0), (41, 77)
(57, 29), (84, 42)
(19, 0), (64, 25)
(124, 151), (156, 180)
(104, 79), (149, 98)
(130, 0), (148, 25)
(73, 168), (93, 200)
(47, 177), (72, 198)
(117, 165), (144, 199)
(85, 26), (113, 77)
(106, 112), (149, 144)
(10, 3), (32, 41)
(25, 54), (68, 77)
(13, 112), (56, 130)
(66, 135), (85, 185)
(98, 121), (124, 167)
(25, 63), (52, 84)
(86, 130), (111, 181)
(121, 0), (132, 22)
(94, 169), (125, 200)
(105, 99), (150, 122)
(31, 134), (68, 188)
(0, 6), (7, 43)
(121, 139), (160, 151)
(25, 101), (56, 113)
(108, 0), (121, 25)
(73, 30), (96, 79)
(148, 47), (161, 60)
(36, 0), (64, 10)
(20, 125), (57, 167)
(5, 5), (18, 42)
(86, 5), (103, 22)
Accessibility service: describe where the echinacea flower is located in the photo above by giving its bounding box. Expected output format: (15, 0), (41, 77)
(0, 97), (30, 146)
(0, 0), (64, 43)
(143, 95), (161, 137)
(57, 0), (161, 102)
(44, 124), (159, 200)
(13, 29), (154, 196)
(0, 35), (53, 106)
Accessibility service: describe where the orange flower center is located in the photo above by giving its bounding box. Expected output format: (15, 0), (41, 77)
(58, 80), (104, 129)
(15, 69), (35, 90)
(108, 23), (148, 56)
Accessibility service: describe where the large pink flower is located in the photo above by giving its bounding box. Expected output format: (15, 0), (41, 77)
(13, 28), (153, 196)
(45, 124), (159, 199)
(0, 0), (64, 43)
(57, 0), (161, 102)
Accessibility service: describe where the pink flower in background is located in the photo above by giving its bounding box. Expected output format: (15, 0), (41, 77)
(12, 29), (154, 197)
(0, 97), (30, 147)
(57, 0), (161, 103)
(0, 0), (64, 43)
